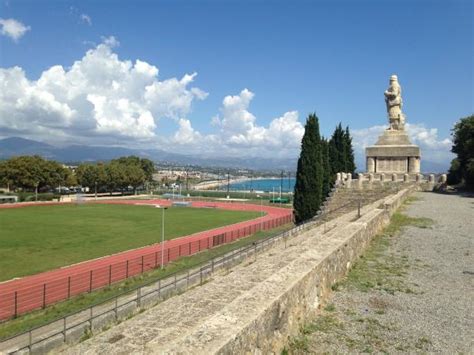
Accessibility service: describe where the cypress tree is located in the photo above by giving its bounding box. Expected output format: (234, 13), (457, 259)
(321, 137), (332, 199)
(329, 123), (346, 175)
(344, 126), (356, 175)
(293, 113), (323, 224)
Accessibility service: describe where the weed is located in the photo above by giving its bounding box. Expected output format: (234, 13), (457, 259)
(324, 303), (336, 312)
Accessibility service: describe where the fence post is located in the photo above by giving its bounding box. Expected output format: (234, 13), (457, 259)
(28, 329), (32, 353)
(68, 276), (71, 299)
(174, 274), (177, 291)
(109, 265), (112, 285)
(155, 251), (158, 267)
(89, 270), (93, 293)
(89, 306), (93, 328)
(14, 291), (18, 318)
(141, 256), (144, 274)
(114, 297), (118, 320)
(137, 288), (141, 308)
(43, 283), (46, 308)
(126, 260), (129, 278)
(211, 259), (214, 273)
(168, 248), (170, 263)
(189, 242), (191, 255)
(63, 317), (67, 341)
(358, 200), (361, 218)
(200, 267), (203, 285)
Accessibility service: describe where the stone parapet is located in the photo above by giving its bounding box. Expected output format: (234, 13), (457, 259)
(63, 189), (414, 354)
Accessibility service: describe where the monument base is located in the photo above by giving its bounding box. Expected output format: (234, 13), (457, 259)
(365, 129), (421, 174)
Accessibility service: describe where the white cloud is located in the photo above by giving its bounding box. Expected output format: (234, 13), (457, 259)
(80, 14), (92, 26)
(0, 37), (303, 159)
(0, 37), (207, 143)
(0, 18), (30, 42)
(352, 123), (453, 168)
(170, 89), (304, 158)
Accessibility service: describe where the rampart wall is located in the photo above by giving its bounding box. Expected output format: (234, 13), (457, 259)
(61, 188), (414, 354)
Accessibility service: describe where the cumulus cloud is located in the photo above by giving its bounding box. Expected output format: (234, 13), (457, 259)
(0, 18), (30, 41)
(80, 14), (92, 26)
(171, 89), (304, 158)
(0, 36), (207, 143)
(352, 123), (453, 167)
(0, 36), (303, 158)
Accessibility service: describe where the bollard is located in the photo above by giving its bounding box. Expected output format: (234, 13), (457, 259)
(416, 173), (422, 183)
(440, 174), (447, 183)
(380, 173), (385, 183)
(357, 173), (363, 189)
(346, 173), (352, 188)
(403, 173), (409, 183)
(429, 174), (435, 183)
(336, 172), (342, 183)
(392, 173), (397, 182)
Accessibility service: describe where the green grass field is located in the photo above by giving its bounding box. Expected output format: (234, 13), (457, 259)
(0, 204), (260, 281)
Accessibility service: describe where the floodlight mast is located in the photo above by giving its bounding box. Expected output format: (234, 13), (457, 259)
(161, 207), (168, 269)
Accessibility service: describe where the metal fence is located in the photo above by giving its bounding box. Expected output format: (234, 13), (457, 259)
(3, 183), (393, 353)
(0, 190), (368, 354)
(1, 200), (351, 354)
(0, 213), (292, 321)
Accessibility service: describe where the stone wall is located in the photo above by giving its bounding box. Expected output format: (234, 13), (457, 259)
(62, 188), (414, 354)
(214, 189), (412, 354)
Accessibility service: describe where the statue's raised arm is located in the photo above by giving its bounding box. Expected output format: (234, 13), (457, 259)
(384, 75), (405, 130)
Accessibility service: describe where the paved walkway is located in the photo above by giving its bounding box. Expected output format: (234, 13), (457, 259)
(292, 192), (474, 353)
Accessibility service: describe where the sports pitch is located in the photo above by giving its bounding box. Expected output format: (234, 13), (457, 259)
(0, 203), (260, 281)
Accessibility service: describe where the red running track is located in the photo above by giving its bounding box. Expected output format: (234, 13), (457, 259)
(0, 199), (292, 320)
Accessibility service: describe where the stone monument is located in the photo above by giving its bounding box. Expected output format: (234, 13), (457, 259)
(365, 75), (421, 174)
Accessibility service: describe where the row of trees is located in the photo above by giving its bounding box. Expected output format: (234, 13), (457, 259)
(0, 156), (76, 191)
(448, 115), (474, 189)
(0, 155), (155, 194)
(75, 156), (154, 194)
(293, 114), (356, 224)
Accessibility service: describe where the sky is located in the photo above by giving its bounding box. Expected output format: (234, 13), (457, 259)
(0, 0), (472, 169)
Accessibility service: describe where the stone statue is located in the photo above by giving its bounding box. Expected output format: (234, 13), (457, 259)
(384, 75), (405, 130)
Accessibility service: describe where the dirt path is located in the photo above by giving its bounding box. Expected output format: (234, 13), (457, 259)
(288, 192), (474, 354)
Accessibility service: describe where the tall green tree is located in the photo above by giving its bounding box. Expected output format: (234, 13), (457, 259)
(344, 126), (356, 175)
(321, 137), (332, 199)
(329, 123), (346, 176)
(448, 115), (474, 188)
(293, 113), (323, 224)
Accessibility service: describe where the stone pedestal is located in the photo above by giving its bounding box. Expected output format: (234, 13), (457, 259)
(366, 129), (421, 174)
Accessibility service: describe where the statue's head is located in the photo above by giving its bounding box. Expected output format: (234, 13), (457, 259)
(390, 74), (398, 82)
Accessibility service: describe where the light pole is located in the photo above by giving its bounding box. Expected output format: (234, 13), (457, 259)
(160, 207), (168, 269)
(94, 181), (98, 200)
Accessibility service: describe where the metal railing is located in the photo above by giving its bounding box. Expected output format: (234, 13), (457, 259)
(1, 191), (369, 354)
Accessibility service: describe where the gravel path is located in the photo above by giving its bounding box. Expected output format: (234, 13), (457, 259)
(291, 191), (474, 354)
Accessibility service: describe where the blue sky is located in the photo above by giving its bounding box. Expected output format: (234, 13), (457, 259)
(0, 0), (472, 167)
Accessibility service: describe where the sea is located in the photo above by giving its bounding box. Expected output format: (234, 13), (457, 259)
(223, 178), (296, 193)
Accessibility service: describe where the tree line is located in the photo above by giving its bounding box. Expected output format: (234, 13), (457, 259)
(293, 114), (356, 224)
(448, 114), (474, 189)
(0, 155), (155, 194)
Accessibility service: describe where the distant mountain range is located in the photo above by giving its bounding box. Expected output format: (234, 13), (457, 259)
(0, 137), (297, 171)
(0, 137), (448, 172)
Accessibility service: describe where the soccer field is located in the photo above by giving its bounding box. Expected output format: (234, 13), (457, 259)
(0, 204), (260, 281)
